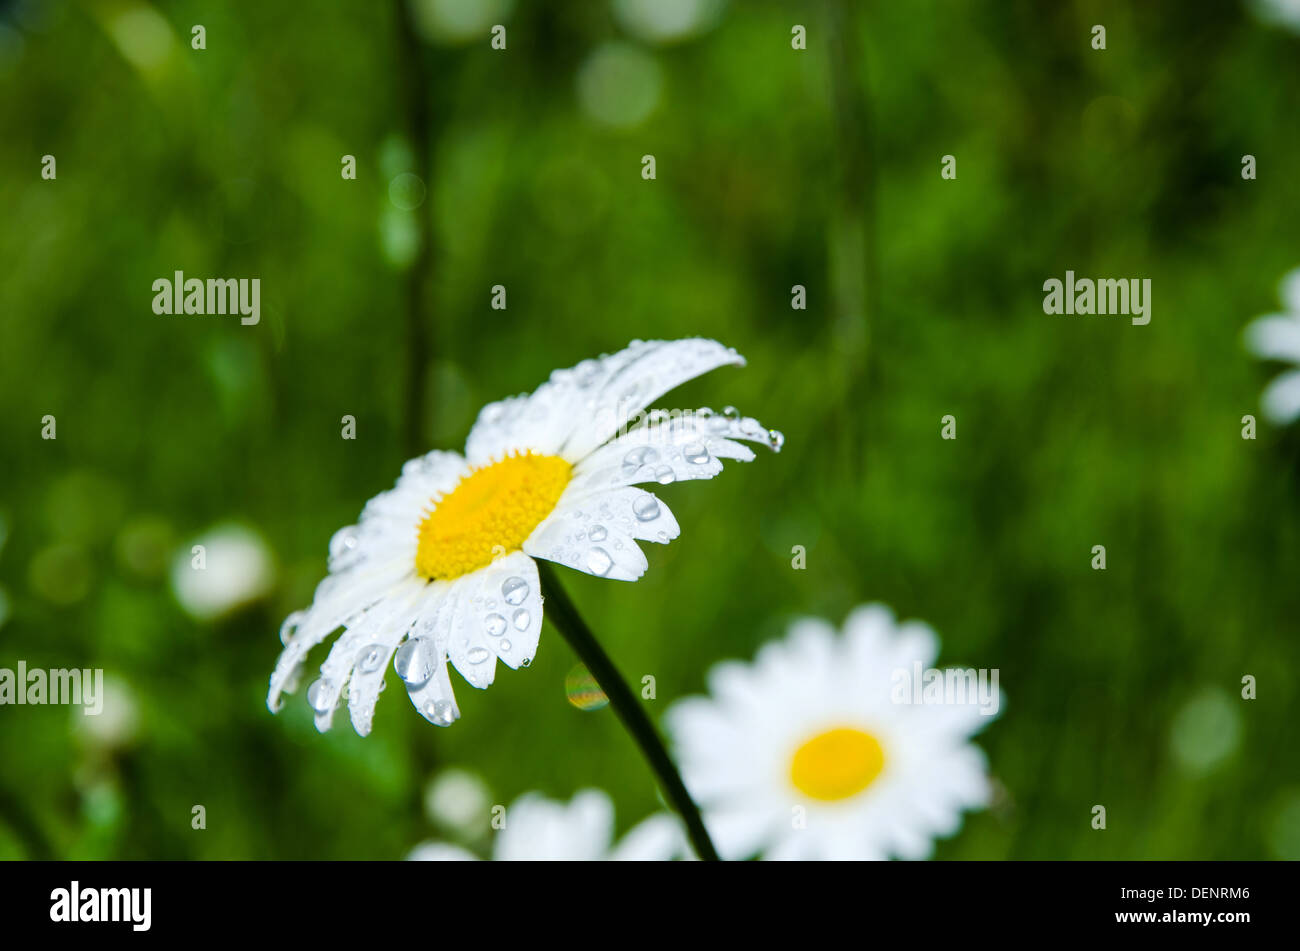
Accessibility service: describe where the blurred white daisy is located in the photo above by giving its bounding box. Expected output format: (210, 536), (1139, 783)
(666, 604), (999, 860)
(269, 338), (781, 735)
(170, 522), (275, 621)
(408, 788), (688, 861)
(1244, 267), (1300, 424)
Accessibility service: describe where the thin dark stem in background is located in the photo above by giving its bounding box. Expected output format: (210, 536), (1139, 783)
(395, 1), (435, 458)
(825, 0), (879, 472)
(537, 562), (722, 861)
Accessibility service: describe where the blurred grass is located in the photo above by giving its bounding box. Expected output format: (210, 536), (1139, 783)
(1, 0), (1298, 859)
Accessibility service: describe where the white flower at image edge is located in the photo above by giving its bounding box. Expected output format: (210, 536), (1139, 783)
(666, 604), (1000, 860)
(407, 789), (689, 861)
(1245, 267), (1300, 424)
(268, 338), (782, 735)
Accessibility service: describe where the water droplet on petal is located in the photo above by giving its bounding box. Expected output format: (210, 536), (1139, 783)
(654, 465), (675, 485)
(485, 613), (507, 637)
(307, 679), (333, 714)
(499, 639), (512, 652)
(425, 699), (455, 724)
(586, 547), (613, 577)
(512, 608), (531, 631)
(279, 611), (306, 645)
(768, 429), (785, 451)
(467, 647), (491, 664)
(394, 636), (436, 687)
(589, 524), (608, 542)
(357, 644), (385, 674)
(501, 576), (529, 605)
(682, 442), (710, 465)
(633, 496), (660, 521)
(722, 405), (740, 420)
(621, 445), (659, 477)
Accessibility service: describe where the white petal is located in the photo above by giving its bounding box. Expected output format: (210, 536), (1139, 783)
(407, 842), (479, 861)
(310, 579), (426, 733)
(402, 584), (462, 727)
(1263, 369), (1300, 424)
(568, 404), (779, 494)
(465, 339), (747, 467)
(609, 813), (690, 861)
(1245, 314), (1300, 363)
(548, 485), (681, 546)
(494, 790), (613, 860)
(560, 339), (748, 461)
(267, 557), (412, 712)
(447, 552), (543, 681)
(523, 510), (649, 581)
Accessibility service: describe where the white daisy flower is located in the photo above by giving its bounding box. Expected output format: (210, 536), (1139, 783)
(665, 604), (999, 860)
(1245, 267), (1300, 424)
(268, 338), (781, 735)
(407, 788), (688, 861)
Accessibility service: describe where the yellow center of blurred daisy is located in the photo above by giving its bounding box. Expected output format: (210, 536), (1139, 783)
(415, 452), (571, 581)
(790, 727), (885, 802)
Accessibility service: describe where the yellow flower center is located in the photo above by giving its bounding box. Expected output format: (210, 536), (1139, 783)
(415, 452), (572, 581)
(789, 727), (885, 802)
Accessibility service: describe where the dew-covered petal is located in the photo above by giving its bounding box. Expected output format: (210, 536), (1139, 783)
(559, 339), (746, 462)
(463, 339), (748, 467)
(345, 583), (454, 736)
(523, 508), (649, 582)
(309, 578), (427, 732)
(267, 555), (413, 713)
(546, 485), (681, 547)
(465, 389), (581, 467)
(569, 405), (780, 494)
(448, 552), (543, 672)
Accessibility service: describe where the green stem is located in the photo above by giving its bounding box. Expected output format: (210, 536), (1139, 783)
(537, 562), (721, 861)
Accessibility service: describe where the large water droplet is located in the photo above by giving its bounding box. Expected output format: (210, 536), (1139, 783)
(425, 699), (455, 725)
(501, 576), (528, 605)
(586, 547), (613, 577)
(394, 636), (436, 687)
(330, 526), (358, 554)
(512, 608), (531, 631)
(357, 644), (385, 674)
(621, 445), (659, 477)
(485, 613), (507, 637)
(589, 524), (608, 542)
(466, 647), (491, 664)
(682, 442), (710, 465)
(307, 679), (333, 714)
(654, 465), (675, 485)
(633, 495), (660, 521)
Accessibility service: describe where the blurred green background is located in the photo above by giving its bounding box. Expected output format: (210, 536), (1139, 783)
(2, 0), (1299, 860)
